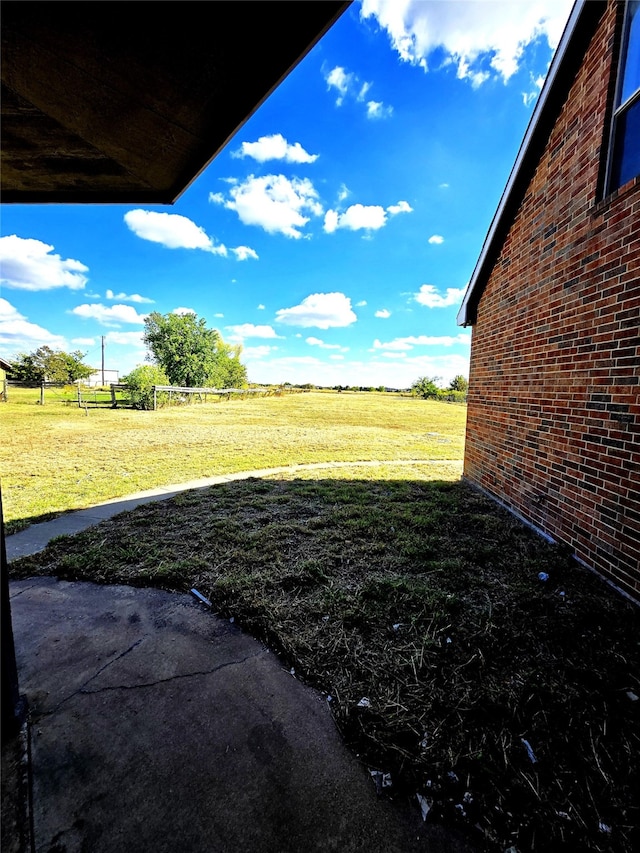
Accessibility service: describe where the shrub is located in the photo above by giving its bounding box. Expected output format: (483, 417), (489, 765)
(122, 365), (169, 410)
(437, 389), (467, 403)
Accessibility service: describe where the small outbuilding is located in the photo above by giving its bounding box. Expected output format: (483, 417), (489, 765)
(0, 356), (13, 401)
(458, 0), (639, 600)
(86, 369), (119, 388)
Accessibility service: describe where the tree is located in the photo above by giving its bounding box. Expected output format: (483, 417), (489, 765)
(10, 346), (94, 383)
(411, 376), (441, 399)
(143, 311), (247, 388)
(207, 339), (247, 389)
(449, 375), (469, 393)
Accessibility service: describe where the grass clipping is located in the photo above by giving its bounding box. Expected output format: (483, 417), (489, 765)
(11, 476), (639, 852)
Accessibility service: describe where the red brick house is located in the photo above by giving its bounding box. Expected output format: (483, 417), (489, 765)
(458, 0), (639, 601)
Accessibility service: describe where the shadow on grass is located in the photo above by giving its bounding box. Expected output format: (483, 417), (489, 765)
(9, 476), (640, 853)
(5, 513), (62, 536)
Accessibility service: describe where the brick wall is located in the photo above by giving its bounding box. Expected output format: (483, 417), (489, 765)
(465, 0), (640, 601)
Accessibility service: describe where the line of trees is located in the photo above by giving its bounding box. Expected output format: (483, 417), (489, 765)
(7, 346), (95, 384)
(412, 374), (468, 402)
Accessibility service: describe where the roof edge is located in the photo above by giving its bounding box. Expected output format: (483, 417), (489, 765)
(457, 0), (605, 327)
(171, 1), (352, 204)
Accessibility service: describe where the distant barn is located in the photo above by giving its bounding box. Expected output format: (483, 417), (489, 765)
(86, 369), (119, 388)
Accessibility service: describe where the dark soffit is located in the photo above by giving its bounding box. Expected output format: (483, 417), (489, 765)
(1, 1), (350, 204)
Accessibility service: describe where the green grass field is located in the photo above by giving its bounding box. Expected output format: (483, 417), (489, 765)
(0, 387), (466, 532)
(5, 385), (640, 850)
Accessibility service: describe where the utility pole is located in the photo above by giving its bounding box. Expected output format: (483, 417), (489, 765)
(101, 335), (105, 386)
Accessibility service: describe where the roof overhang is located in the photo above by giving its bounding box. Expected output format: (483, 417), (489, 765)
(457, 0), (607, 327)
(1, 1), (349, 204)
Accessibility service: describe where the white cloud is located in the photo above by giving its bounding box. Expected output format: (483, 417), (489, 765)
(341, 204), (387, 231)
(72, 337), (96, 346)
(226, 324), (283, 340)
(375, 309), (391, 318)
(245, 352), (470, 390)
(305, 336), (348, 351)
(387, 200), (413, 215)
(232, 246), (259, 261)
(337, 184), (350, 202)
(366, 100), (393, 119)
(428, 234), (444, 244)
(356, 300), (367, 307)
(210, 175), (322, 239)
(172, 307), (197, 315)
(214, 313), (224, 318)
(324, 204), (387, 232)
(373, 333), (471, 351)
(372, 338), (413, 352)
(324, 65), (392, 117)
(275, 292), (357, 329)
(329, 354), (345, 360)
(232, 133), (318, 164)
(323, 210), (340, 234)
(105, 289), (154, 304)
(325, 200), (412, 234)
(522, 71), (547, 106)
(325, 66), (355, 105)
(360, 0), (573, 84)
(0, 298), (68, 354)
(439, 182), (449, 189)
(241, 345), (277, 360)
(104, 331), (145, 346)
(71, 303), (147, 326)
(0, 235), (88, 291)
(257, 304), (266, 310)
(414, 285), (465, 308)
(124, 210), (227, 255)
(357, 81), (372, 102)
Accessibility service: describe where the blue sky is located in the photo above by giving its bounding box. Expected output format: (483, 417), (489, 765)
(0, 0), (573, 388)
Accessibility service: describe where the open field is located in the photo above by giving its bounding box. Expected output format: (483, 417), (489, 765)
(0, 388), (465, 532)
(11, 473), (639, 852)
(5, 387), (640, 850)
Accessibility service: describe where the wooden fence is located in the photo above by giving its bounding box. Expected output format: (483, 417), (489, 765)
(5, 380), (305, 410)
(151, 385), (305, 410)
(6, 380), (68, 404)
(76, 384), (132, 409)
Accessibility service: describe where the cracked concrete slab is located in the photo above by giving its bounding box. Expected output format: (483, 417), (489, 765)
(10, 577), (476, 853)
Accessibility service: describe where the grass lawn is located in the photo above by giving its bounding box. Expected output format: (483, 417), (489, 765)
(0, 387), (465, 533)
(10, 471), (640, 852)
(4, 388), (639, 850)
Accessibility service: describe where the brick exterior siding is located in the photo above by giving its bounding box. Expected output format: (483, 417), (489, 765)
(465, 1), (640, 601)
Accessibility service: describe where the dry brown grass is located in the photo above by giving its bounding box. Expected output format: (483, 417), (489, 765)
(11, 472), (640, 852)
(0, 388), (465, 532)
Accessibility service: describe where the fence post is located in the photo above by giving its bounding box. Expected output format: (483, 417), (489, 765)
(153, 386), (157, 411)
(111, 384), (117, 408)
(39, 382), (45, 405)
(77, 385), (82, 408)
